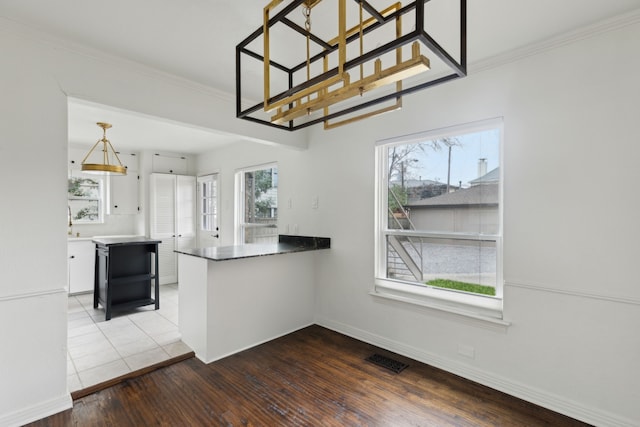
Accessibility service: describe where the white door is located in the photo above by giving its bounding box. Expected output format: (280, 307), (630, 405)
(150, 173), (176, 238)
(197, 174), (220, 248)
(176, 175), (197, 258)
(150, 173), (178, 284)
(176, 175), (196, 243)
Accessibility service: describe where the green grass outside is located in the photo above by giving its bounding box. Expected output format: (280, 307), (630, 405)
(426, 279), (496, 296)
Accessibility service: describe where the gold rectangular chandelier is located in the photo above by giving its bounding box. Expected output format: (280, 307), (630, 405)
(236, 0), (467, 131)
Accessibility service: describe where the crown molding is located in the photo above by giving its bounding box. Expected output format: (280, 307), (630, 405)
(2, 7), (639, 104)
(470, 7), (640, 74)
(0, 16), (236, 103)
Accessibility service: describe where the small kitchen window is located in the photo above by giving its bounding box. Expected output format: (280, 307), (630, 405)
(68, 170), (105, 224)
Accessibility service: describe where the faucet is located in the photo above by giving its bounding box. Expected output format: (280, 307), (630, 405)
(68, 205), (73, 235)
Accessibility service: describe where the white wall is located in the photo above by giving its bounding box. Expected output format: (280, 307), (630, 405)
(0, 18), (300, 426)
(196, 141), (314, 246)
(0, 25), (72, 425)
(305, 21), (640, 427)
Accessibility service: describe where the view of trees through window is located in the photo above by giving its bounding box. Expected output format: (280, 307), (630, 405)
(241, 166), (278, 244)
(68, 174), (102, 223)
(382, 125), (501, 298)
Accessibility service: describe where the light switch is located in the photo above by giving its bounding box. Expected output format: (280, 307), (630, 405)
(311, 195), (319, 209)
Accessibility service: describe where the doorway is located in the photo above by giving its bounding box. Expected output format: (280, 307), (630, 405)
(197, 174), (220, 248)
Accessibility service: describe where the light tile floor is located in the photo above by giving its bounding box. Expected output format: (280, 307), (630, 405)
(67, 284), (192, 392)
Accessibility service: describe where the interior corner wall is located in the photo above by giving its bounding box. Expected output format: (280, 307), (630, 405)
(307, 22), (640, 426)
(0, 18), (299, 425)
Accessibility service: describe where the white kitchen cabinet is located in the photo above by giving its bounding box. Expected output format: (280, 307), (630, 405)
(110, 173), (139, 214)
(150, 173), (196, 284)
(68, 146), (89, 171)
(68, 240), (95, 294)
(109, 152), (139, 215)
(152, 153), (188, 175)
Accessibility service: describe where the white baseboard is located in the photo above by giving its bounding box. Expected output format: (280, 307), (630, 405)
(315, 316), (636, 427)
(0, 393), (72, 427)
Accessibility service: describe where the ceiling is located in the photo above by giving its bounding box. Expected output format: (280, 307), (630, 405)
(67, 98), (241, 154)
(2, 0), (639, 153)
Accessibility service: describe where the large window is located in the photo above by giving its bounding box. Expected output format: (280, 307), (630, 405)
(235, 163), (278, 244)
(68, 171), (105, 224)
(375, 119), (503, 318)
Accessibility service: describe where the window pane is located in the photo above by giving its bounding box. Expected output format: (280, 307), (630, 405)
(202, 180), (217, 198)
(381, 125), (501, 298)
(202, 181), (210, 198)
(241, 166), (278, 244)
(386, 236), (497, 296)
(68, 172), (103, 223)
(68, 176), (100, 199)
(69, 199), (100, 222)
(243, 168), (277, 222)
(386, 129), (499, 234)
(202, 198), (213, 215)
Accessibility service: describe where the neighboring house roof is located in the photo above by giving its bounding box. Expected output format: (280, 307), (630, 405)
(389, 178), (446, 188)
(407, 182), (499, 208)
(469, 167), (499, 185)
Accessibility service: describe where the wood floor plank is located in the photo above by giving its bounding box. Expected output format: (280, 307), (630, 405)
(27, 325), (591, 426)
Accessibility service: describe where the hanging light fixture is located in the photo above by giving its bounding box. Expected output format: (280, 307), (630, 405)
(236, 0), (466, 131)
(81, 122), (127, 175)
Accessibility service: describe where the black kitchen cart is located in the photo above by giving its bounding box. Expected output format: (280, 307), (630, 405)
(92, 236), (161, 321)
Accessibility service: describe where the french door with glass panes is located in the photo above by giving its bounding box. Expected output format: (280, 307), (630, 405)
(197, 174), (220, 248)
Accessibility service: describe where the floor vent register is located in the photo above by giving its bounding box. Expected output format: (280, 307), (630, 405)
(366, 353), (409, 374)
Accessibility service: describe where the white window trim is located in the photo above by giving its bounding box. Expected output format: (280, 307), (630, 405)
(374, 118), (506, 324)
(198, 173), (219, 232)
(234, 162), (278, 245)
(68, 171), (106, 224)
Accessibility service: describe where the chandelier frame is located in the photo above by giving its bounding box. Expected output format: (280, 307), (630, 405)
(236, 0), (467, 131)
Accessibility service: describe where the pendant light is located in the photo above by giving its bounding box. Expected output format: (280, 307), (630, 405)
(236, 0), (466, 131)
(81, 122), (127, 175)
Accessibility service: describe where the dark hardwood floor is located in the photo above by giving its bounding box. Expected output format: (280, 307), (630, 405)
(29, 325), (590, 426)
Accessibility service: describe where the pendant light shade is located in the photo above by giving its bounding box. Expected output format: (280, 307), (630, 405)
(81, 122), (127, 175)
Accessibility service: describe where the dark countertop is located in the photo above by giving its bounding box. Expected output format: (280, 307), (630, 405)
(92, 236), (162, 246)
(175, 235), (330, 262)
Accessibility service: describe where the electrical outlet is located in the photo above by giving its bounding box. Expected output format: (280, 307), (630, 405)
(458, 344), (475, 359)
(311, 195), (319, 209)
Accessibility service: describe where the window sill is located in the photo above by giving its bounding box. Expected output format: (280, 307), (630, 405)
(372, 279), (510, 327)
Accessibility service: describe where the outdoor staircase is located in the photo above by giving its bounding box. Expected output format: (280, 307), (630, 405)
(387, 189), (424, 283)
(387, 235), (423, 282)
(387, 242), (417, 281)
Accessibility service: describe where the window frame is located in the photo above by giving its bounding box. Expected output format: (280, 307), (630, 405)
(234, 162), (279, 245)
(68, 170), (105, 224)
(198, 174), (219, 233)
(373, 118), (505, 321)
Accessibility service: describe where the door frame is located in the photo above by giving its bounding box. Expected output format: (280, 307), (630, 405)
(196, 173), (220, 248)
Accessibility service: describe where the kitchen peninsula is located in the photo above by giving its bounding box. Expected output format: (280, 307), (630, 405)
(176, 235), (330, 363)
